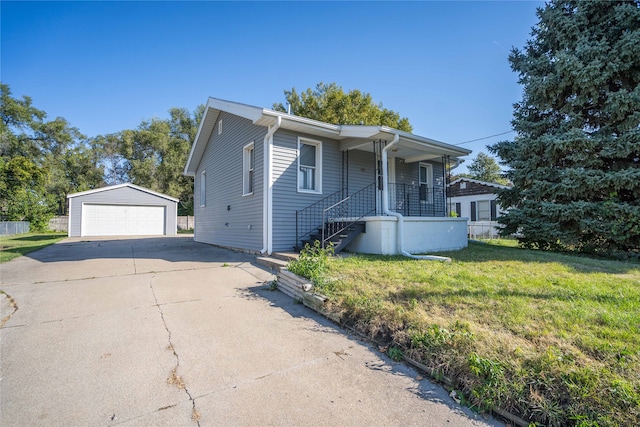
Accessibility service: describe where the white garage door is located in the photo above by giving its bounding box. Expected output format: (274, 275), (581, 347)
(82, 204), (165, 236)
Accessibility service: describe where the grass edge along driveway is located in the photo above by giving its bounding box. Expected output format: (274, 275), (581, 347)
(302, 241), (640, 426)
(0, 233), (67, 263)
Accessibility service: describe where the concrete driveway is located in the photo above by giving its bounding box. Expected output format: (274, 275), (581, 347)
(1, 236), (500, 426)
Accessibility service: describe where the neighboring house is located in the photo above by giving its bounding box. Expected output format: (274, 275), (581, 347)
(184, 97), (471, 255)
(67, 183), (178, 237)
(447, 178), (510, 238)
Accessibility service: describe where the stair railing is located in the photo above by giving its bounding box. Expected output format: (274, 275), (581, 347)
(321, 183), (377, 248)
(296, 187), (350, 246)
(296, 183), (377, 249)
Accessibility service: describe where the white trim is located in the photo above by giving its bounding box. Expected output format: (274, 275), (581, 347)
(262, 116), (281, 255)
(476, 199), (492, 221)
(67, 183), (179, 203)
(242, 141), (255, 196)
(184, 97), (471, 177)
(419, 162), (434, 187)
(419, 162), (434, 204)
(297, 137), (322, 194)
(448, 177), (510, 189)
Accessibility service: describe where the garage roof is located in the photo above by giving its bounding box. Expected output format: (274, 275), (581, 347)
(67, 183), (179, 202)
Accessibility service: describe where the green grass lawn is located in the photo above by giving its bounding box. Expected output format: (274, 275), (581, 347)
(0, 232), (67, 263)
(293, 241), (640, 426)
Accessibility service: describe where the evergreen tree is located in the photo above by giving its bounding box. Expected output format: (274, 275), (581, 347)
(490, 0), (640, 257)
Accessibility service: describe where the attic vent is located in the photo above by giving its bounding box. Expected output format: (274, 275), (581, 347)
(218, 120), (223, 135)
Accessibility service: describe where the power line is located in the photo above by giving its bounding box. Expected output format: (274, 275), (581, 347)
(455, 130), (514, 146)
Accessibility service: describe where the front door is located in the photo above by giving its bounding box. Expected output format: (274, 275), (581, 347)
(419, 163), (433, 206)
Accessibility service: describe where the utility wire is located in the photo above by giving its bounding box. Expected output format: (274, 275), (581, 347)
(454, 130), (514, 146)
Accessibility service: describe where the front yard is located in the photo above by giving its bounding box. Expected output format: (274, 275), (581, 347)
(293, 241), (640, 426)
(0, 233), (67, 263)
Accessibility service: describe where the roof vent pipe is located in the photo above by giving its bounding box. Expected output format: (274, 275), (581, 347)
(381, 134), (451, 262)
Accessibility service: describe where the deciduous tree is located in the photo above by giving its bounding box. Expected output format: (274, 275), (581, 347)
(0, 83), (103, 225)
(95, 106), (203, 215)
(457, 152), (508, 185)
(273, 82), (413, 132)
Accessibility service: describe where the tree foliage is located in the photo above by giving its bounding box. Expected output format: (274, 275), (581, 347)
(1, 83), (104, 228)
(490, 0), (640, 258)
(273, 82), (413, 132)
(456, 152), (509, 185)
(93, 106), (204, 215)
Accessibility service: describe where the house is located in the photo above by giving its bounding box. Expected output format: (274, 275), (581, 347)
(447, 177), (510, 238)
(184, 98), (471, 256)
(67, 183), (178, 237)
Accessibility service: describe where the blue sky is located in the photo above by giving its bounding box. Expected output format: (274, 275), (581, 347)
(2, 1), (543, 173)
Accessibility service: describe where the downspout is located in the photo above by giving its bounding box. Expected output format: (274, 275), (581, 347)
(382, 134), (451, 262)
(260, 116), (281, 254)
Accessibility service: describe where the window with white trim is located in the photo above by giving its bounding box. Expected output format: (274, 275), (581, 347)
(243, 142), (255, 195)
(419, 163), (433, 203)
(477, 200), (491, 221)
(297, 137), (322, 193)
(200, 171), (206, 206)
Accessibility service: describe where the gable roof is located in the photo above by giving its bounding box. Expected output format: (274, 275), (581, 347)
(448, 177), (511, 190)
(184, 97), (472, 176)
(67, 183), (179, 202)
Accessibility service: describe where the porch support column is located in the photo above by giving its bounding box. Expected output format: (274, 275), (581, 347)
(382, 134), (451, 262)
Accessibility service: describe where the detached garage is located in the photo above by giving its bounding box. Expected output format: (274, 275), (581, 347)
(67, 183), (178, 237)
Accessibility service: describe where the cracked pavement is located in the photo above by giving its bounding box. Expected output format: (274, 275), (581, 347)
(0, 236), (501, 426)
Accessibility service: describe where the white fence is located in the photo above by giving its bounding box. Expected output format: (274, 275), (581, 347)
(0, 221), (30, 236)
(468, 221), (502, 239)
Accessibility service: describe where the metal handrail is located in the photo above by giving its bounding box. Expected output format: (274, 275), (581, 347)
(320, 183), (376, 248)
(295, 187), (346, 244)
(324, 197), (350, 213)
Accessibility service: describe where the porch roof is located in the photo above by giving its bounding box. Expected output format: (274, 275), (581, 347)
(184, 97), (471, 175)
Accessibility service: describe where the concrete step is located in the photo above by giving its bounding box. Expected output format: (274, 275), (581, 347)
(255, 256), (289, 272)
(272, 252), (299, 261)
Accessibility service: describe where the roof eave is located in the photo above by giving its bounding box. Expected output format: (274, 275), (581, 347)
(67, 183), (179, 202)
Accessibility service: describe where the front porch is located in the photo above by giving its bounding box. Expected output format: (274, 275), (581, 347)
(347, 215), (468, 255)
(295, 133), (470, 255)
(294, 180), (468, 255)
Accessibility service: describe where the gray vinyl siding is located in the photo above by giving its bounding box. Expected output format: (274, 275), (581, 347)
(193, 111), (265, 251)
(68, 186), (177, 237)
(346, 149), (376, 193)
(393, 158), (447, 215)
(395, 159), (445, 190)
(271, 129), (342, 252)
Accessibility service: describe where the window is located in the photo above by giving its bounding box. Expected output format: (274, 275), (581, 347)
(297, 138), (322, 193)
(471, 200), (497, 221)
(477, 200), (491, 221)
(243, 142), (255, 195)
(200, 171), (206, 207)
(419, 163), (433, 202)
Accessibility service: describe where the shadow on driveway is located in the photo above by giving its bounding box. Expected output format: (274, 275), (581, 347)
(25, 236), (256, 264)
